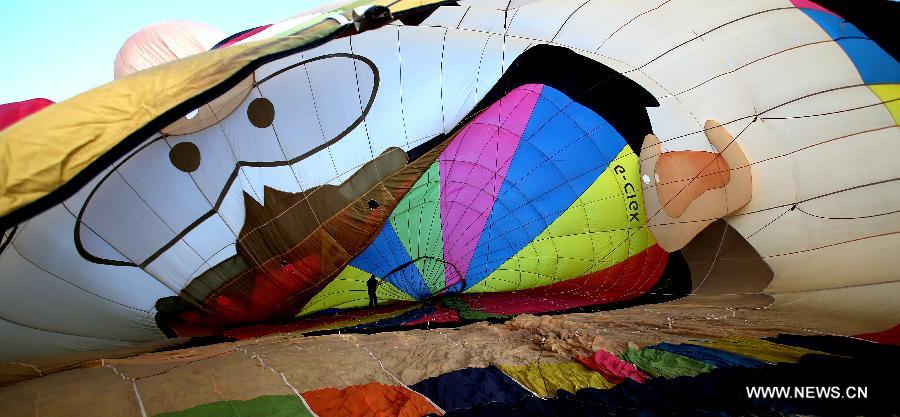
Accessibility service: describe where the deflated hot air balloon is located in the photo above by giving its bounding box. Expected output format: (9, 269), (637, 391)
(0, 0), (898, 364)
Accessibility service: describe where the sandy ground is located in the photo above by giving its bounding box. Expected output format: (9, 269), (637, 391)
(0, 294), (873, 416)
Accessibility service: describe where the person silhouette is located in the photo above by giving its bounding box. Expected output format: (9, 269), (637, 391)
(367, 275), (379, 308)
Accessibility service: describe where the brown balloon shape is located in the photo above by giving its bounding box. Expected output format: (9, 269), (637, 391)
(168, 142), (201, 173)
(247, 97), (275, 128)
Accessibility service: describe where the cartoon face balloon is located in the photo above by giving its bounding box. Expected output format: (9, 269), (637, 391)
(0, 0), (897, 361)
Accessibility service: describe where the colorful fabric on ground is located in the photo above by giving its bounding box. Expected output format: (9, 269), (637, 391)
(346, 304), (448, 331)
(499, 362), (614, 398)
(399, 306), (461, 326)
(648, 342), (766, 369)
(570, 353), (894, 417)
(409, 366), (533, 412)
(694, 337), (826, 364)
(148, 334), (900, 417)
(575, 349), (648, 384)
(153, 395), (314, 417)
(301, 383), (440, 417)
(619, 347), (714, 379)
(439, 296), (511, 321)
(853, 323), (900, 346)
(444, 338), (898, 416)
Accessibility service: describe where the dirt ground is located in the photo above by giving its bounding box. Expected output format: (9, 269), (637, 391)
(0, 293), (875, 417)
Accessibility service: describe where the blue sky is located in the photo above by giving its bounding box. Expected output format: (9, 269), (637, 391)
(0, 0), (330, 104)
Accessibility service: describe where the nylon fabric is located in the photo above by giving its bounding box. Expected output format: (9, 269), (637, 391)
(301, 383), (441, 417)
(647, 342), (766, 369)
(499, 362), (614, 398)
(575, 349), (648, 385)
(694, 337), (827, 364)
(619, 347), (714, 379)
(409, 365), (533, 412)
(153, 395), (314, 417)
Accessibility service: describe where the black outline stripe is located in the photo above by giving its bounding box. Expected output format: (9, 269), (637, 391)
(0, 225), (18, 257)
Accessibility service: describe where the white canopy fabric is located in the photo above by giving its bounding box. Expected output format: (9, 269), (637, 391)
(0, 0), (897, 361)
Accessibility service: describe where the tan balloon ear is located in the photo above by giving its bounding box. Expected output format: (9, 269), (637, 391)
(161, 74), (256, 135)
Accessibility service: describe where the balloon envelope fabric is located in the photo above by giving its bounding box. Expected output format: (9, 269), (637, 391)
(296, 83), (662, 320)
(0, 0), (898, 360)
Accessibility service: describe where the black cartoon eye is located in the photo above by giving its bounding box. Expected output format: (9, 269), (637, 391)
(247, 97), (275, 128)
(169, 142), (201, 173)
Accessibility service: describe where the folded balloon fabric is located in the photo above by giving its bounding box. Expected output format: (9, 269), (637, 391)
(692, 337), (828, 364)
(619, 347), (715, 379)
(575, 349), (649, 384)
(647, 342), (767, 369)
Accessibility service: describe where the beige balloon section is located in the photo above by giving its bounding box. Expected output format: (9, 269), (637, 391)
(113, 20), (255, 135)
(641, 121), (753, 253)
(104, 7), (900, 337)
